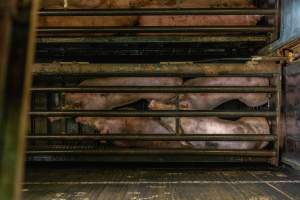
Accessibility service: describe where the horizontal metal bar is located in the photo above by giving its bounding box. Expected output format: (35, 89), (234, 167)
(27, 134), (277, 141)
(38, 26), (275, 34)
(36, 36), (269, 43)
(26, 149), (276, 157)
(33, 63), (281, 76)
(26, 154), (271, 163)
(29, 111), (276, 117)
(30, 86), (276, 93)
(39, 8), (277, 16)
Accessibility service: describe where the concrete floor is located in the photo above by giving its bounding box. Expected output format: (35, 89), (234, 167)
(23, 163), (300, 200)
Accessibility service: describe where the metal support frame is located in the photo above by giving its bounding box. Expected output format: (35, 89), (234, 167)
(27, 134), (277, 141)
(31, 86), (276, 93)
(39, 8), (278, 16)
(38, 26), (275, 34)
(28, 61), (282, 165)
(37, 4), (279, 40)
(271, 71), (282, 166)
(28, 1), (282, 165)
(0, 0), (39, 200)
(29, 110), (277, 118)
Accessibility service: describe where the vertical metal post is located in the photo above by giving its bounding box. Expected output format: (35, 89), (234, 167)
(0, 0), (39, 199)
(0, 0), (14, 164)
(271, 68), (282, 166)
(272, 0), (281, 42)
(175, 94), (181, 135)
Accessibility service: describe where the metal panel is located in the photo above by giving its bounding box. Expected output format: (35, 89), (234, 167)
(260, 0), (300, 53)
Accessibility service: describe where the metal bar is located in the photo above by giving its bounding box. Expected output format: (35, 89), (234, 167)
(39, 8), (277, 16)
(29, 111), (277, 117)
(175, 94), (180, 135)
(274, 0), (281, 41)
(0, 0), (12, 168)
(25, 155), (272, 163)
(26, 149), (276, 157)
(0, 0), (39, 200)
(30, 86), (277, 93)
(36, 36), (269, 43)
(271, 73), (282, 166)
(37, 26), (275, 34)
(33, 63), (281, 76)
(27, 134), (277, 141)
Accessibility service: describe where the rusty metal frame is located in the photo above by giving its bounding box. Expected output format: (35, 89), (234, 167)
(32, 62), (281, 76)
(37, 3), (279, 41)
(28, 61), (282, 166)
(28, 0), (283, 166)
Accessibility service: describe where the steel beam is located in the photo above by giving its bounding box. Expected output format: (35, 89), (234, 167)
(38, 26), (275, 34)
(39, 8), (277, 16)
(30, 86), (277, 93)
(27, 134), (277, 141)
(27, 149), (276, 157)
(29, 110), (277, 117)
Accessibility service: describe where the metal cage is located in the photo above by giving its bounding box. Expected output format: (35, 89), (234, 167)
(27, 0), (283, 166)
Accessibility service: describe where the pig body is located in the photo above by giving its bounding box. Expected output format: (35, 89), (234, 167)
(39, 0), (143, 30)
(139, 0), (260, 32)
(149, 77), (269, 111)
(64, 77), (182, 110)
(40, 0), (261, 33)
(160, 117), (270, 150)
(41, 0), (151, 9)
(181, 77), (270, 110)
(76, 116), (189, 148)
(76, 116), (269, 150)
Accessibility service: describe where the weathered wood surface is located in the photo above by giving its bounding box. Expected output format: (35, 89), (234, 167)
(23, 164), (300, 200)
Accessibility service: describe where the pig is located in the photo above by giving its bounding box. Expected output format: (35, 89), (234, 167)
(40, 0), (150, 9)
(39, 0), (144, 32)
(159, 117), (270, 150)
(40, 0), (255, 9)
(76, 116), (189, 148)
(64, 77), (182, 110)
(149, 77), (270, 110)
(139, 0), (261, 33)
(76, 116), (270, 150)
(40, 0), (261, 33)
(180, 77), (270, 110)
(148, 77), (270, 110)
(150, 0), (254, 8)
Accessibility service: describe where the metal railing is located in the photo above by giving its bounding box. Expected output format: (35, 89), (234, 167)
(27, 61), (282, 166)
